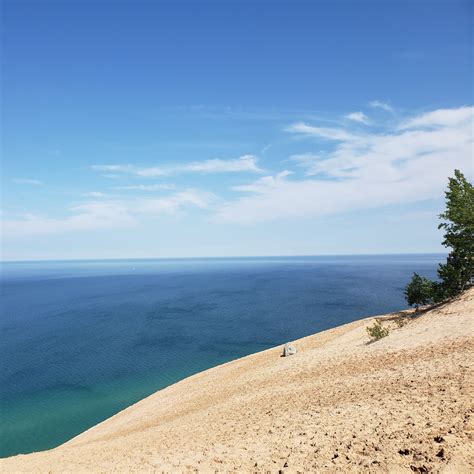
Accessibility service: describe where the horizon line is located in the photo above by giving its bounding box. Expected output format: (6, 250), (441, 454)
(0, 252), (448, 264)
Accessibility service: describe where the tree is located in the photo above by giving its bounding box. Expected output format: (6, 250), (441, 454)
(437, 170), (474, 296)
(404, 273), (435, 310)
(437, 252), (472, 299)
(404, 170), (473, 307)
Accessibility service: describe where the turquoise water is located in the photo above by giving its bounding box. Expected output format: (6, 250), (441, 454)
(0, 255), (442, 458)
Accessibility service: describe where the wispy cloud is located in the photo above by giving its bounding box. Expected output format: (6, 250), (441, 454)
(2, 190), (217, 236)
(2, 205), (134, 236)
(344, 111), (369, 124)
(82, 191), (108, 198)
(13, 178), (44, 185)
(215, 106), (473, 223)
(4, 105), (472, 237)
(232, 171), (293, 193)
(369, 100), (394, 113)
(286, 123), (361, 142)
(102, 174), (121, 179)
(114, 184), (176, 191)
(290, 152), (325, 169)
(398, 106), (473, 129)
(92, 155), (263, 177)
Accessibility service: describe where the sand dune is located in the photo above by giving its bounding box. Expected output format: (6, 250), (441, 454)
(2, 289), (473, 473)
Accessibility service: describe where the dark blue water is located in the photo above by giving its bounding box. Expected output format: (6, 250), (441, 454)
(0, 255), (442, 458)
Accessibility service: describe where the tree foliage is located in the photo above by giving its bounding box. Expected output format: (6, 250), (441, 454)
(437, 170), (474, 296)
(405, 170), (473, 307)
(404, 272), (435, 309)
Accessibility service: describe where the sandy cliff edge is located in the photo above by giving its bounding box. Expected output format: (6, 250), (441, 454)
(1, 289), (473, 473)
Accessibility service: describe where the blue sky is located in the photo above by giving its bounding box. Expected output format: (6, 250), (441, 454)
(1, 0), (472, 260)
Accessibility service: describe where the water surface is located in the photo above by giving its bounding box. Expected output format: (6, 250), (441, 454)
(0, 255), (442, 457)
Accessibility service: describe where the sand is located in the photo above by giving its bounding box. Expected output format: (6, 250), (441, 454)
(1, 288), (473, 473)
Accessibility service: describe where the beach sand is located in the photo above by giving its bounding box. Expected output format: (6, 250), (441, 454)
(2, 289), (473, 473)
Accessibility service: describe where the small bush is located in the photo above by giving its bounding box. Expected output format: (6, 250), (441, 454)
(366, 320), (389, 342)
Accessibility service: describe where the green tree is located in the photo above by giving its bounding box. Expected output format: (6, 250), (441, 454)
(404, 272), (435, 310)
(404, 170), (473, 307)
(437, 170), (474, 296)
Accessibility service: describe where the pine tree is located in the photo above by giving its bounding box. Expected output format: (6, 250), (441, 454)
(437, 170), (474, 296)
(404, 170), (473, 307)
(404, 273), (435, 310)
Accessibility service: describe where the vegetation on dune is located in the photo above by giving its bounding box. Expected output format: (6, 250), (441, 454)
(404, 273), (436, 310)
(366, 320), (389, 342)
(405, 170), (474, 309)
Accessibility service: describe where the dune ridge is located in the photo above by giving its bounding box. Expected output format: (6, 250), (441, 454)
(2, 289), (473, 473)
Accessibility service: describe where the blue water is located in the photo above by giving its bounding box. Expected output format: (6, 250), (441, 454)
(0, 255), (442, 458)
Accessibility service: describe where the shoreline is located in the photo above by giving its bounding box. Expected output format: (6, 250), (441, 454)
(2, 289), (473, 472)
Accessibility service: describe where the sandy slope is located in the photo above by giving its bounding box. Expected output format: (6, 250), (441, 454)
(2, 289), (473, 473)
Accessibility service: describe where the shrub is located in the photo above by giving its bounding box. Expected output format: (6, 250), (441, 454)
(366, 320), (389, 342)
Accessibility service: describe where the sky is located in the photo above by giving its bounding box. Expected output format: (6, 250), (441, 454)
(1, 0), (473, 260)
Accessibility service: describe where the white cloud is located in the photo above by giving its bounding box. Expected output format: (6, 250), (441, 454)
(232, 171), (293, 193)
(114, 184), (176, 191)
(179, 155), (261, 173)
(369, 100), (394, 112)
(2, 190), (217, 236)
(2, 205), (134, 236)
(215, 106), (473, 223)
(345, 111), (369, 124)
(290, 152), (325, 168)
(83, 191), (108, 198)
(93, 164), (143, 175)
(13, 178), (43, 185)
(4, 105), (472, 238)
(286, 122), (361, 142)
(398, 106), (473, 129)
(92, 155), (262, 177)
(102, 174), (121, 179)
